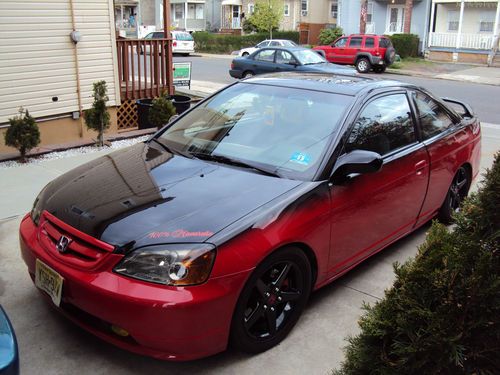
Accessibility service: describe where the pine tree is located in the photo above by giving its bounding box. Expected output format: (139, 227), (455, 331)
(4, 107), (40, 162)
(149, 91), (176, 129)
(84, 80), (110, 147)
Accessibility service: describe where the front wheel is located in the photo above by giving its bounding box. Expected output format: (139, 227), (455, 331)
(355, 58), (371, 73)
(230, 247), (312, 353)
(438, 166), (471, 224)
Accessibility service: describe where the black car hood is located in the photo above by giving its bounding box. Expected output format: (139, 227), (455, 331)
(36, 142), (302, 247)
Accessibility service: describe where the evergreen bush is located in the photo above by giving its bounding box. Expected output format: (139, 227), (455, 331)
(149, 92), (176, 129)
(318, 27), (343, 46)
(4, 107), (40, 162)
(334, 153), (500, 375)
(388, 33), (420, 58)
(84, 80), (110, 147)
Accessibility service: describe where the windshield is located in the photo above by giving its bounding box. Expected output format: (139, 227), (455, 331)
(174, 32), (194, 41)
(294, 49), (326, 65)
(157, 83), (352, 180)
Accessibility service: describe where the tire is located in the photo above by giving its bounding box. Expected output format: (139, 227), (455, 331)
(438, 166), (471, 224)
(373, 65), (386, 74)
(385, 46), (396, 65)
(242, 71), (254, 78)
(355, 57), (371, 73)
(242, 52), (249, 57)
(230, 247), (312, 354)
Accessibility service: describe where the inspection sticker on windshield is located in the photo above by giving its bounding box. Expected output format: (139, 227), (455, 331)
(290, 152), (311, 165)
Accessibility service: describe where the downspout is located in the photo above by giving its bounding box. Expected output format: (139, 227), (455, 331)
(69, 0), (84, 137)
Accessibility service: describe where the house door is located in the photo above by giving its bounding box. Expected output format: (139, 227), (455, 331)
(387, 5), (405, 33)
(232, 5), (241, 28)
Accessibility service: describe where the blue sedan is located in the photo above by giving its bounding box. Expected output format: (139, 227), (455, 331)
(229, 46), (356, 79)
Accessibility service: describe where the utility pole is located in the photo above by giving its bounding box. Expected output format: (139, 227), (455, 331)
(360, 0), (367, 34)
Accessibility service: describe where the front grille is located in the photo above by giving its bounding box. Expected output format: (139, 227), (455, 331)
(39, 210), (114, 269)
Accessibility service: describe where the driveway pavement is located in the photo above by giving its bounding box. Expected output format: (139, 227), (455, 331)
(0, 124), (498, 374)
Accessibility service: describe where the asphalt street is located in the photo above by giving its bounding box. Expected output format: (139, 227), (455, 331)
(175, 54), (500, 124)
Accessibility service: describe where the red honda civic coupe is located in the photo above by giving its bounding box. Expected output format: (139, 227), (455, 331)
(19, 73), (481, 361)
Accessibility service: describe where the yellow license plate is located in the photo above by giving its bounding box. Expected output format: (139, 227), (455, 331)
(35, 259), (63, 307)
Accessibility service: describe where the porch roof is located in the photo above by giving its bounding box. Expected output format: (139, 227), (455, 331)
(221, 0), (242, 5)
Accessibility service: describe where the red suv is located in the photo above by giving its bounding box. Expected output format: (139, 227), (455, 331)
(314, 34), (395, 73)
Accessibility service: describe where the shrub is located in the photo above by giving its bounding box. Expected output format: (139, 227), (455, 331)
(4, 107), (40, 162)
(318, 27), (343, 46)
(149, 92), (176, 129)
(242, 19), (258, 34)
(192, 31), (299, 54)
(334, 153), (500, 374)
(84, 80), (110, 147)
(388, 33), (419, 58)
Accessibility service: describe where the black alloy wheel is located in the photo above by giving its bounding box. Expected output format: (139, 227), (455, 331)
(438, 166), (470, 224)
(230, 248), (312, 353)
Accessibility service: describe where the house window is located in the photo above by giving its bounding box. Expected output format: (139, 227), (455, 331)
(301, 0), (308, 16)
(284, 3), (290, 17)
(172, 4), (183, 21)
(447, 10), (459, 32)
(248, 3), (254, 15)
(479, 11), (495, 32)
(330, 1), (338, 19)
(367, 2), (373, 23)
(188, 4), (204, 20)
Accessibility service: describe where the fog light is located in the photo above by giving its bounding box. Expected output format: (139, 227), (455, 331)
(111, 325), (129, 337)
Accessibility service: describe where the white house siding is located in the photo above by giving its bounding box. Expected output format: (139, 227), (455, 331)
(0, 0), (119, 124)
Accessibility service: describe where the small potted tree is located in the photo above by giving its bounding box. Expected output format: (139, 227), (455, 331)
(4, 107), (40, 162)
(84, 80), (110, 147)
(148, 91), (177, 129)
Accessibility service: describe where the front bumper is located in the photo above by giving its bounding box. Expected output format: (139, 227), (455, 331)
(19, 214), (250, 361)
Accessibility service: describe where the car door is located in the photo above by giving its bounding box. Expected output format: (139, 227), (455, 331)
(250, 49), (277, 75)
(343, 36), (363, 64)
(328, 92), (430, 275)
(325, 36), (349, 63)
(409, 90), (470, 226)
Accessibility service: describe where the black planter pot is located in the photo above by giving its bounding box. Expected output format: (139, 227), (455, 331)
(136, 99), (154, 129)
(170, 95), (192, 115)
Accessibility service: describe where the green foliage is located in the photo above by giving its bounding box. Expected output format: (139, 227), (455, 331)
(84, 80), (110, 147)
(248, 0), (284, 38)
(334, 153), (500, 375)
(4, 107), (40, 162)
(192, 31), (299, 54)
(318, 27), (343, 46)
(149, 92), (176, 129)
(388, 33), (420, 58)
(242, 18), (258, 34)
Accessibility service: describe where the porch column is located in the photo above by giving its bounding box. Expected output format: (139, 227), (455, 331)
(360, 0), (367, 34)
(428, 0), (435, 47)
(185, 2), (188, 30)
(121, 5), (124, 27)
(164, 0), (174, 95)
(456, 0), (465, 49)
(493, 0), (500, 47)
(404, 0), (413, 33)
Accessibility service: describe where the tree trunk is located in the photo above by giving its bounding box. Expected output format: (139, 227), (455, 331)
(404, 0), (413, 34)
(20, 147), (26, 163)
(360, 0), (367, 34)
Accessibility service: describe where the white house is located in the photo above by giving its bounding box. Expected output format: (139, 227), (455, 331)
(0, 0), (121, 156)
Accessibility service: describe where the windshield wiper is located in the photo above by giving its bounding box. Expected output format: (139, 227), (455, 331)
(190, 152), (280, 178)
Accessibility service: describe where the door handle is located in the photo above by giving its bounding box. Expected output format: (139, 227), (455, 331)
(415, 160), (427, 176)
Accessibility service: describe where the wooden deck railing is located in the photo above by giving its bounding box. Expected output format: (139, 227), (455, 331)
(116, 38), (173, 100)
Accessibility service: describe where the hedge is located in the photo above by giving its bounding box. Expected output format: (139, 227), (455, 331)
(334, 152), (500, 374)
(192, 31), (300, 54)
(387, 33), (420, 58)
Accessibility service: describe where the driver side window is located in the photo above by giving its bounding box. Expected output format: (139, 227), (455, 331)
(346, 94), (416, 156)
(334, 37), (348, 47)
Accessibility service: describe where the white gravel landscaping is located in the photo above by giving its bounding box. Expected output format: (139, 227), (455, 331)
(0, 135), (150, 169)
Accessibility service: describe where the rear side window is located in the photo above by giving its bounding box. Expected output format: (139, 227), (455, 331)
(174, 32), (193, 41)
(269, 41), (281, 46)
(349, 37), (363, 47)
(346, 94), (416, 156)
(364, 37), (375, 48)
(257, 41), (270, 48)
(379, 38), (391, 48)
(412, 91), (454, 139)
(153, 32), (164, 38)
(254, 49), (275, 62)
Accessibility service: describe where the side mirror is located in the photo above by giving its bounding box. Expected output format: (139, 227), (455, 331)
(331, 150), (382, 183)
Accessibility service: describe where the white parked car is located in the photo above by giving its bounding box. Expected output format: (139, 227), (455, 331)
(238, 39), (298, 57)
(142, 31), (194, 56)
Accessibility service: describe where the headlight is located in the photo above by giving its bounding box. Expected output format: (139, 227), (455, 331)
(114, 244), (216, 286)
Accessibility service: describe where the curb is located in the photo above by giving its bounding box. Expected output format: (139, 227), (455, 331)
(386, 68), (500, 87)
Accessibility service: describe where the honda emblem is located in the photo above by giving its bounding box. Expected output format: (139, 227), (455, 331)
(56, 235), (72, 253)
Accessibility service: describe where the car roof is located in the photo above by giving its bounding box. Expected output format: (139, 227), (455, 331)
(242, 72), (416, 96)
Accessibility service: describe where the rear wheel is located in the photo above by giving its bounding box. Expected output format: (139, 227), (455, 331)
(373, 65), (386, 74)
(230, 247), (312, 353)
(438, 166), (471, 224)
(242, 71), (254, 78)
(355, 57), (371, 73)
(242, 52), (249, 57)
